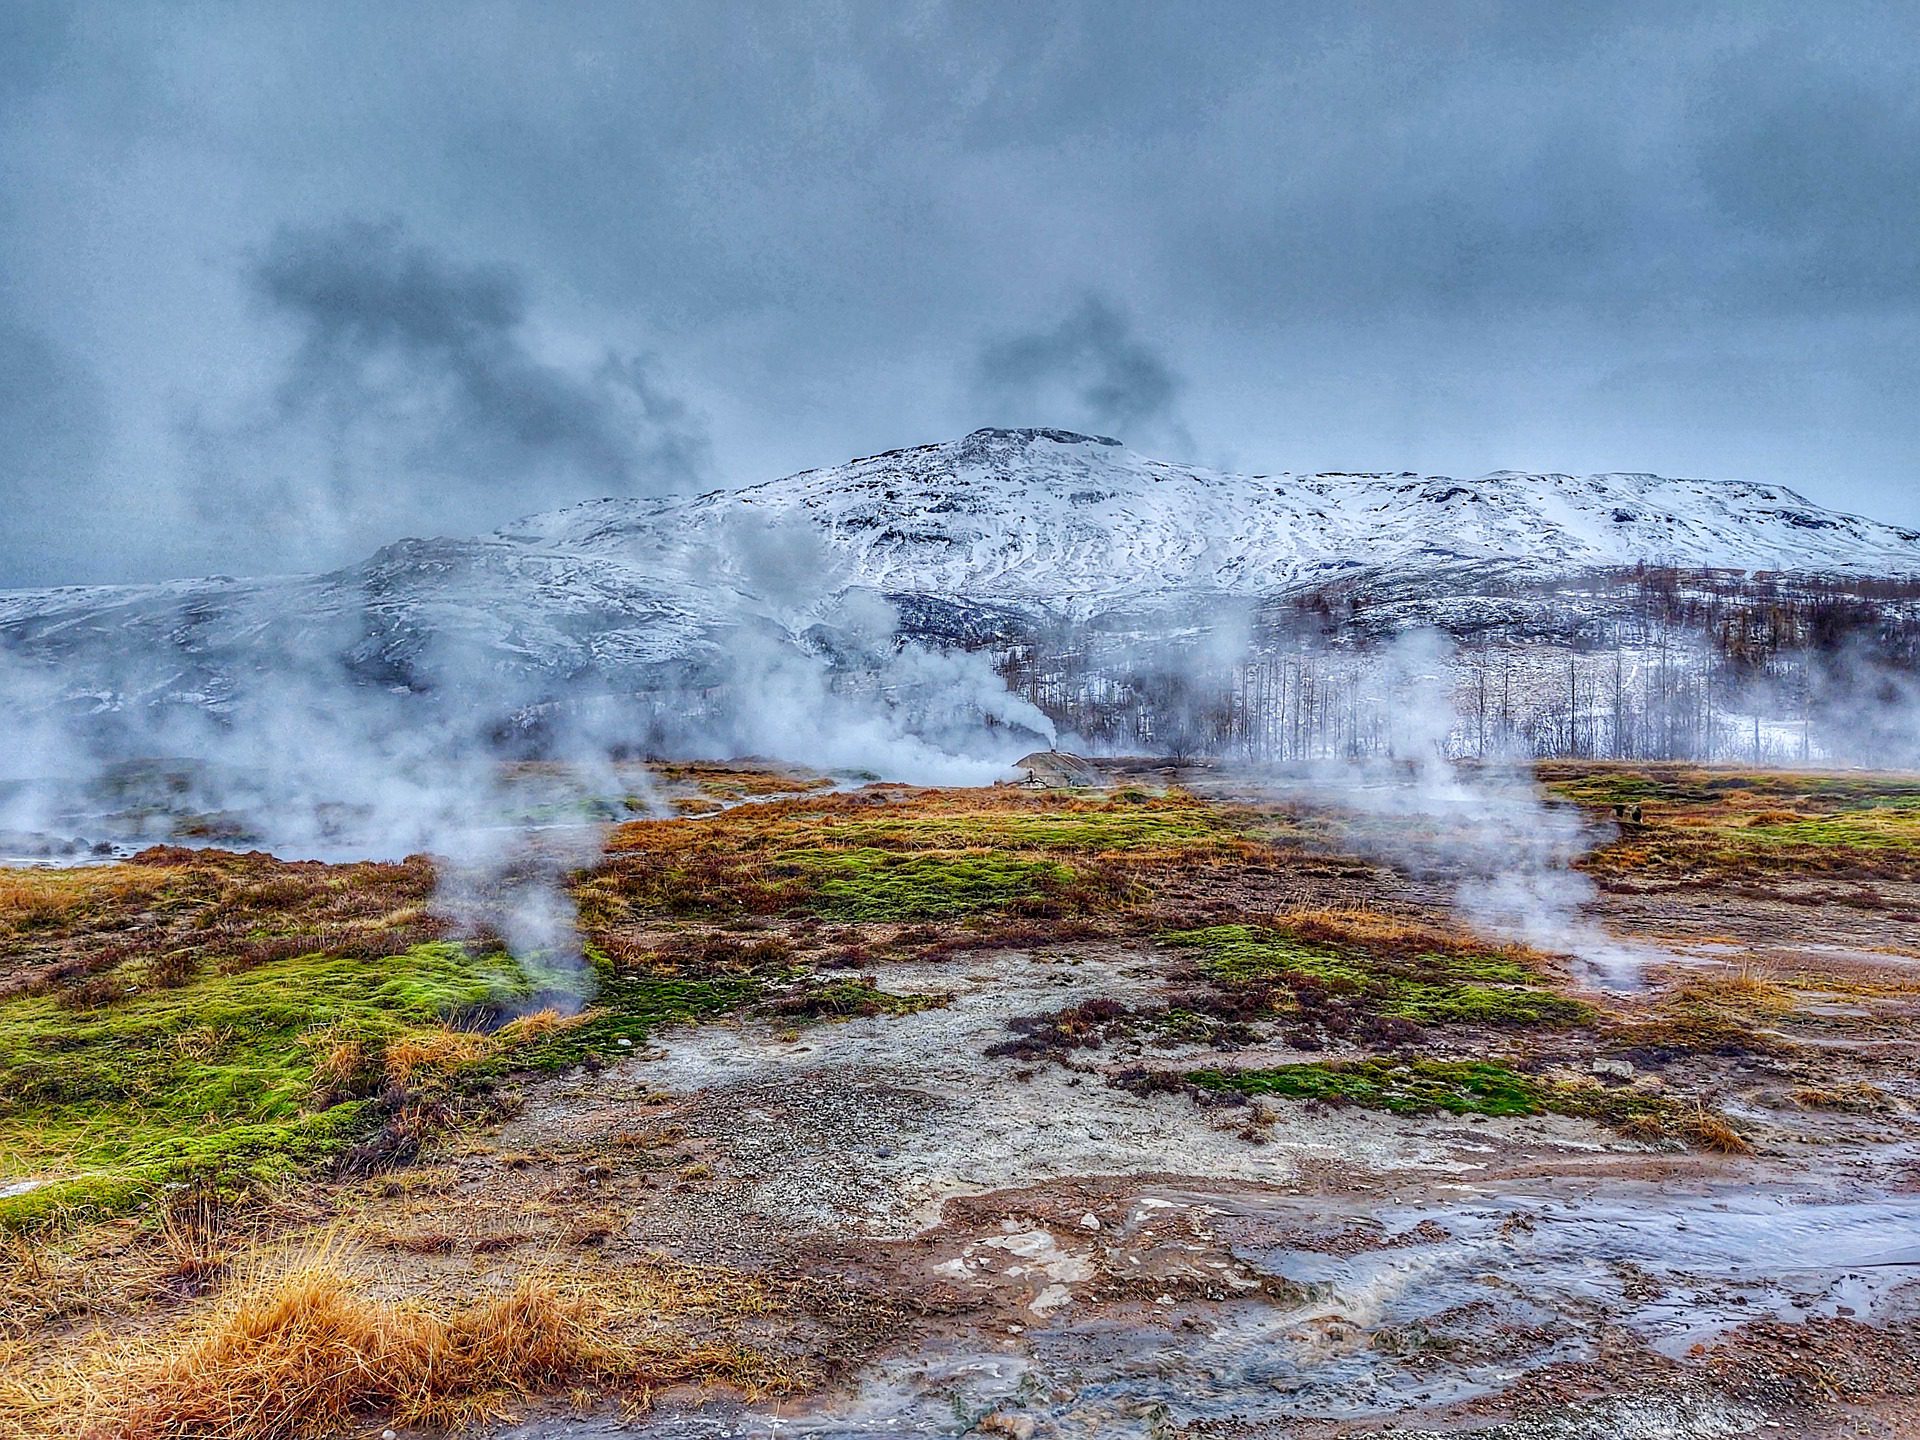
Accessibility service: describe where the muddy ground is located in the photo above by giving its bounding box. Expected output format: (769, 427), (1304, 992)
(9, 763), (1920, 1439)
(474, 846), (1920, 1433)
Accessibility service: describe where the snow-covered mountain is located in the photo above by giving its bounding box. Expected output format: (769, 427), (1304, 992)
(504, 427), (1920, 608)
(4, 427), (1918, 721)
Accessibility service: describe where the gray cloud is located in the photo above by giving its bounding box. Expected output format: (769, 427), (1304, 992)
(182, 219), (709, 561)
(0, 320), (114, 587)
(5, 1), (1920, 587)
(972, 295), (1191, 451)
(1691, 39), (1920, 311)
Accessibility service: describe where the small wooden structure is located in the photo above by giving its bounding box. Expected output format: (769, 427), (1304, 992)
(1011, 749), (1103, 790)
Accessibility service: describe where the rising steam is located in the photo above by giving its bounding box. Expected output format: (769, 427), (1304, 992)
(0, 509), (1052, 985)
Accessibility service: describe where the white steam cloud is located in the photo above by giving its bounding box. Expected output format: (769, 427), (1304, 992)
(0, 508), (1053, 983)
(1138, 628), (1657, 988)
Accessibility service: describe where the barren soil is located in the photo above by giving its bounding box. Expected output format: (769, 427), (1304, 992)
(6, 762), (1920, 1439)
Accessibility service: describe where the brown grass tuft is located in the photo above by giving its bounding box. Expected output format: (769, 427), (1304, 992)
(1269, 906), (1558, 972)
(382, 1027), (492, 1086)
(151, 1180), (229, 1296)
(1791, 1081), (1893, 1113)
(304, 1028), (369, 1092)
(12, 1246), (781, 1440)
(1682, 1105), (1753, 1155)
(492, 1007), (594, 1045)
(0, 866), (177, 936)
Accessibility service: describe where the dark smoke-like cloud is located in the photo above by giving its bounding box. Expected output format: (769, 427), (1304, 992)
(971, 295), (1193, 453)
(186, 220), (709, 561)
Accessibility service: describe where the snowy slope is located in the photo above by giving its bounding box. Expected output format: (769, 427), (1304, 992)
(4, 427), (1919, 717)
(502, 428), (1920, 615)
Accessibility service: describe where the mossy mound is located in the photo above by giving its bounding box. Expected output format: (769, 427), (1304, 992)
(1192, 1059), (1549, 1116)
(1164, 923), (1591, 1028)
(0, 938), (763, 1229)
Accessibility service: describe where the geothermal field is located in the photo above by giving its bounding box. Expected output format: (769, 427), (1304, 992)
(4, 750), (1920, 1438)
(10, 7), (1920, 1437)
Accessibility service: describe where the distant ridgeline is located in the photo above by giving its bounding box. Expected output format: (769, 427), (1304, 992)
(5, 430), (1920, 771)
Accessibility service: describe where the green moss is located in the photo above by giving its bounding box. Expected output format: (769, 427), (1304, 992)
(1543, 766), (1920, 833)
(787, 848), (1076, 921)
(1736, 801), (1920, 853)
(763, 977), (945, 1021)
(492, 959), (763, 1074)
(0, 934), (770, 1230)
(1193, 1059), (1678, 1130)
(1162, 924), (1588, 1029)
(1381, 983), (1592, 1027)
(1193, 1060), (1547, 1116)
(1169, 924), (1378, 988)
(0, 941), (529, 1226)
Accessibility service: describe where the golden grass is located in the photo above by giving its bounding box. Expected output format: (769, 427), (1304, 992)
(1664, 972), (1797, 1017)
(152, 1182), (229, 1294)
(492, 1007), (594, 1046)
(1266, 906), (1561, 973)
(1791, 1081), (1893, 1113)
(382, 1027), (492, 1086)
(650, 760), (834, 800)
(1540, 763), (1920, 882)
(6, 1246), (791, 1440)
(0, 1229), (102, 1342)
(1681, 1105), (1753, 1156)
(583, 783), (1273, 937)
(303, 1027), (368, 1091)
(0, 865), (178, 935)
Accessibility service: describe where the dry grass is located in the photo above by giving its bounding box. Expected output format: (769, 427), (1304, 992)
(1538, 762), (1920, 884)
(6, 1246), (792, 1440)
(1269, 906), (1559, 972)
(1680, 1104), (1753, 1156)
(650, 760), (835, 802)
(1664, 971), (1797, 1017)
(492, 1007), (594, 1046)
(151, 1181), (230, 1296)
(1, 849), (444, 1005)
(307, 1033), (368, 1096)
(0, 1229), (105, 1342)
(0, 866), (177, 936)
(1601, 965), (1797, 1060)
(1792, 1081), (1894, 1113)
(584, 783), (1269, 938)
(382, 1026), (493, 1086)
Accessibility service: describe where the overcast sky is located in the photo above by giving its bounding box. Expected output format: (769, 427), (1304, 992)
(3, 1), (1917, 586)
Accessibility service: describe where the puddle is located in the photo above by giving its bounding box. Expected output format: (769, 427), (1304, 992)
(513, 1178), (1920, 1439)
(1246, 1187), (1920, 1358)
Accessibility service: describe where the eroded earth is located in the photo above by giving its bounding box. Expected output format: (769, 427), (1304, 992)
(5, 761), (1920, 1438)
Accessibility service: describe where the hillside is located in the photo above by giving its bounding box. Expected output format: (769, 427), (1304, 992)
(3, 429), (1918, 762)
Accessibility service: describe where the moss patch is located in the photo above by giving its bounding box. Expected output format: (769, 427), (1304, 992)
(1539, 763), (1920, 880)
(1164, 924), (1590, 1028)
(0, 934), (762, 1229)
(1192, 1060), (1549, 1116)
(1189, 1059), (1704, 1140)
(1188, 1058), (1747, 1150)
(0, 942), (515, 1225)
(585, 787), (1262, 927)
(789, 848), (1076, 922)
(762, 976), (947, 1021)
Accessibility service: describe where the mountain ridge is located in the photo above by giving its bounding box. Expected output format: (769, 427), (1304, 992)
(494, 427), (1920, 614)
(4, 428), (1919, 725)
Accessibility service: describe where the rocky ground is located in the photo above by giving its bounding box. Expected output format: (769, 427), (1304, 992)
(5, 762), (1920, 1438)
